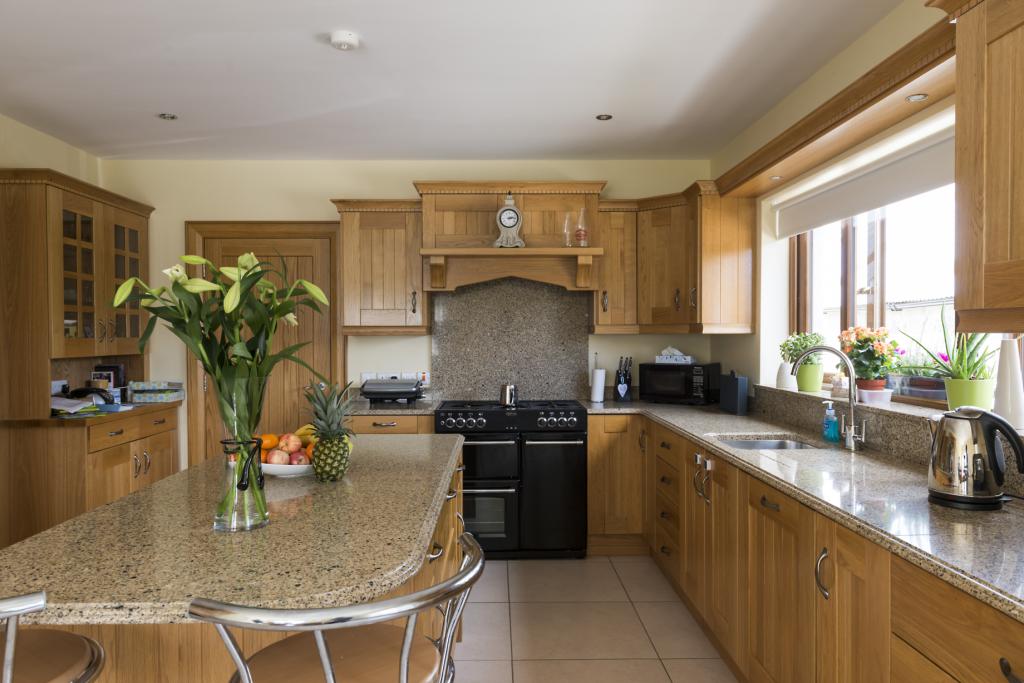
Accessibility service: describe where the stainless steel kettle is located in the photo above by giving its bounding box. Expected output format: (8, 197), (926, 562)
(499, 383), (518, 407)
(927, 406), (1024, 510)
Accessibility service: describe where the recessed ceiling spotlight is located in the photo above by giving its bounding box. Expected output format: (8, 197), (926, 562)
(156, 113), (178, 121)
(906, 93), (929, 103)
(330, 29), (361, 50)
(595, 114), (613, 121)
(770, 175), (783, 181)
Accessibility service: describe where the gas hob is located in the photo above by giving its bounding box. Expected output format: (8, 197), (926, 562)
(434, 399), (586, 433)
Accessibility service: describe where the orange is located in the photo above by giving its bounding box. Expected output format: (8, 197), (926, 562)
(260, 449), (269, 463)
(259, 433), (278, 450)
(305, 442), (315, 459)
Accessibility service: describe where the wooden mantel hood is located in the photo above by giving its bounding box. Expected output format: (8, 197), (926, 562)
(415, 180), (606, 292)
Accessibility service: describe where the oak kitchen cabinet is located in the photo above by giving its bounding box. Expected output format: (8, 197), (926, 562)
(953, 0), (1024, 332)
(587, 415), (646, 555)
(348, 414), (435, 435)
(334, 200), (428, 335)
(592, 201), (639, 333)
(0, 170), (154, 420)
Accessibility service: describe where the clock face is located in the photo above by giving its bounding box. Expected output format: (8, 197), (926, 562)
(499, 208), (520, 228)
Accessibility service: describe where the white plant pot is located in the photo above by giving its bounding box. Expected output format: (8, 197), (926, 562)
(776, 362), (798, 390)
(858, 388), (893, 406)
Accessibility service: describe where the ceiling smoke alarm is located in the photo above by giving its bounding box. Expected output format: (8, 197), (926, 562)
(330, 30), (360, 51)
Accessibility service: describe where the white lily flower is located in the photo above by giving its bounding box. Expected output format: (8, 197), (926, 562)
(237, 252), (259, 271)
(283, 312), (299, 326)
(162, 263), (187, 284)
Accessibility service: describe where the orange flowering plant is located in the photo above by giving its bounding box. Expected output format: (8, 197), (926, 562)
(838, 326), (903, 380)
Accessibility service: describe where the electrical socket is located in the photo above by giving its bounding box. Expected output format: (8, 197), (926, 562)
(380, 371), (400, 380)
(359, 372), (377, 382)
(400, 372), (417, 380)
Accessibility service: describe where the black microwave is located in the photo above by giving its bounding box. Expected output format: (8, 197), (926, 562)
(638, 362), (721, 405)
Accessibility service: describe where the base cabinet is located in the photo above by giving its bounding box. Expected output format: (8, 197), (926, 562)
(703, 455), (747, 671)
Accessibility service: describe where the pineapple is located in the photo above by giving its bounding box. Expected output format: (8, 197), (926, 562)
(304, 383), (354, 482)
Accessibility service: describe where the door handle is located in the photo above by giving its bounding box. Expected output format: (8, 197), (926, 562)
(97, 319), (106, 342)
(660, 475), (672, 485)
(601, 290), (609, 312)
(659, 511), (671, 520)
(463, 488), (517, 495)
(463, 441), (517, 447)
(427, 543), (444, 562)
(152, 418), (166, 425)
(659, 441), (671, 450)
(814, 547), (831, 600)
(108, 319), (115, 338)
(524, 440), (585, 446)
(372, 421), (398, 428)
(674, 288), (681, 311)
(689, 287), (697, 308)
(456, 512), (465, 531)
(760, 495), (780, 512)
(1001, 658), (1022, 682)
(132, 454), (141, 478)
(659, 546), (672, 556)
(410, 290), (418, 314)
(445, 489), (457, 501)
(692, 468), (704, 497)
(108, 429), (124, 437)
(143, 450), (152, 474)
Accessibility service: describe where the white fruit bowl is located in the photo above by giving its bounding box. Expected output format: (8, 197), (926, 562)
(262, 463), (313, 478)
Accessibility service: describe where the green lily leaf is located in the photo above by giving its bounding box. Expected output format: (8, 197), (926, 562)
(295, 279), (329, 306)
(113, 278), (138, 307)
(181, 278), (222, 294)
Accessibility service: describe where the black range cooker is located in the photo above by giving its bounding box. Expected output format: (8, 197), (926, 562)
(435, 400), (587, 559)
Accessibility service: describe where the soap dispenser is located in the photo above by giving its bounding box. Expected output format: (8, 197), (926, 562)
(823, 401), (840, 443)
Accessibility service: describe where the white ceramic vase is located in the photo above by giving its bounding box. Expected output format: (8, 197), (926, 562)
(994, 338), (1024, 429)
(776, 362), (798, 390)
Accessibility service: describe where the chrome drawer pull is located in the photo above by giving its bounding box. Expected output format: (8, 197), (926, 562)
(1001, 658), (1022, 683)
(659, 546), (672, 556)
(410, 290), (418, 314)
(692, 469), (703, 496)
(427, 543), (444, 562)
(524, 440), (585, 446)
(660, 476), (672, 485)
(660, 441), (671, 450)
(132, 454), (141, 478)
(152, 418), (166, 425)
(760, 495), (780, 512)
(108, 429), (124, 437)
(143, 450), (152, 474)
(659, 511), (671, 520)
(456, 512), (465, 531)
(601, 290), (609, 312)
(445, 489), (457, 501)
(674, 288), (681, 310)
(372, 421), (398, 428)
(464, 441), (516, 446)
(463, 488), (517, 495)
(814, 547), (830, 600)
(456, 465), (466, 472)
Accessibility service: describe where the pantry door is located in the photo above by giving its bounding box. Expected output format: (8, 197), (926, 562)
(185, 223), (341, 466)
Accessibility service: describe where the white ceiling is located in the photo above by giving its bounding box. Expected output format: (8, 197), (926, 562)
(0, 0), (903, 160)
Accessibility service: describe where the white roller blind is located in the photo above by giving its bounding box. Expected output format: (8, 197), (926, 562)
(775, 128), (954, 239)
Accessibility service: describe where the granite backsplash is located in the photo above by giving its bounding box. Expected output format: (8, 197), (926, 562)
(430, 278), (590, 400)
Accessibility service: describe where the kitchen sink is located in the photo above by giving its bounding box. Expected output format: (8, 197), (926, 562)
(717, 438), (815, 450)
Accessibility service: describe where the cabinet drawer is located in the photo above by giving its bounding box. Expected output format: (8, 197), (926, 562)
(350, 415), (419, 434)
(654, 490), (680, 538)
(892, 556), (1024, 683)
(653, 427), (683, 469)
(654, 523), (680, 585)
(655, 456), (680, 506)
(88, 409), (177, 452)
(747, 476), (800, 527)
(891, 635), (957, 683)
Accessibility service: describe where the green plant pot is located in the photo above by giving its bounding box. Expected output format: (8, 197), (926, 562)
(944, 378), (996, 410)
(796, 364), (825, 392)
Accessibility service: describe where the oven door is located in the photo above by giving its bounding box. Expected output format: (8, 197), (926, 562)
(462, 434), (520, 480)
(462, 480), (519, 552)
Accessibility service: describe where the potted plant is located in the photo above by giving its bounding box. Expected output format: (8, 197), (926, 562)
(780, 332), (825, 392)
(839, 327), (901, 401)
(902, 312), (996, 410)
(113, 253), (329, 532)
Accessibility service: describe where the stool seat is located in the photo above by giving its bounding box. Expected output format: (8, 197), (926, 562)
(237, 624), (441, 683)
(7, 629), (103, 683)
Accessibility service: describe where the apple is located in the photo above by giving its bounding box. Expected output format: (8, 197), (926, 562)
(266, 448), (290, 465)
(289, 451), (310, 466)
(278, 433), (302, 453)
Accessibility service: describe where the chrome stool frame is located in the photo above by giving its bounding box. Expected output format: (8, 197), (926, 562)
(0, 591), (105, 683)
(189, 532), (485, 683)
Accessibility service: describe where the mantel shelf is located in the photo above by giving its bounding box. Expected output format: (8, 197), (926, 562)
(420, 247), (604, 291)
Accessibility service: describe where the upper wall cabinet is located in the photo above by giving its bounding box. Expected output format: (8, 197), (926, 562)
(334, 200), (429, 335)
(593, 201), (639, 334)
(0, 169), (154, 419)
(953, 0), (1024, 332)
(636, 182), (755, 334)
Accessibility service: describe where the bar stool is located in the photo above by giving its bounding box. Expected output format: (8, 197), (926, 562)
(0, 592), (105, 683)
(189, 532), (484, 683)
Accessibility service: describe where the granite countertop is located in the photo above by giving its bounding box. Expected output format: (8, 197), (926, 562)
(587, 400), (1024, 625)
(347, 397), (439, 416)
(0, 434), (463, 625)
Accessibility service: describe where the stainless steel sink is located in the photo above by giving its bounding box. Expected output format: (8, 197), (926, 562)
(718, 438), (815, 450)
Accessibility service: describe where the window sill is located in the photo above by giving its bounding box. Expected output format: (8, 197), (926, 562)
(756, 384), (942, 420)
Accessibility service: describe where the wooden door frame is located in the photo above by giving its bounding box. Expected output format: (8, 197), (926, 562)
(183, 221), (344, 466)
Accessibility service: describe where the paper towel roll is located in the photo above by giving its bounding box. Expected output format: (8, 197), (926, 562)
(590, 369), (606, 403)
(994, 338), (1024, 429)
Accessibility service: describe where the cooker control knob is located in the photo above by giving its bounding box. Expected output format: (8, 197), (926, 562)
(557, 417), (568, 427)
(444, 418), (456, 428)
(466, 417), (477, 428)
(567, 416), (578, 427)
(537, 417), (548, 427)
(477, 417), (487, 428)
(455, 417), (466, 428)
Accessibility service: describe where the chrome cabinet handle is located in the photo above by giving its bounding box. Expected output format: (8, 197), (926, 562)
(601, 290), (609, 312)
(702, 458), (714, 505)
(96, 320), (106, 342)
(427, 543), (444, 562)
(639, 430), (647, 450)
(445, 489), (457, 501)
(659, 511), (671, 520)
(524, 440), (585, 446)
(1001, 658), (1022, 682)
(108, 319), (115, 338)
(814, 547), (831, 600)
(372, 421), (398, 428)
(410, 290), (418, 314)
(464, 440), (517, 447)
(659, 546), (672, 556)
(456, 512), (465, 531)
(660, 475), (672, 485)
(108, 429), (124, 437)
(132, 454), (141, 478)
(143, 450), (152, 474)
(660, 441), (671, 450)
(464, 488), (517, 494)
(689, 287), (697, 308)
(760, 495), (780, 512)
(456, 465), (466, 472)
(152, 418), (166, 425)
(674, 288), (681, 311)
(692, 468), (704, 499)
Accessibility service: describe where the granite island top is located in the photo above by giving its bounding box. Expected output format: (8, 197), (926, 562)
(0, 433), (463, 625)
(587, 400), (1024, 625)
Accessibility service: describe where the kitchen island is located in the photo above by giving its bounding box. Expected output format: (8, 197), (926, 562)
(0, 433), (463, 681)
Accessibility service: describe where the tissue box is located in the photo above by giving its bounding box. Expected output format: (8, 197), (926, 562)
(656, 354), (694, 365)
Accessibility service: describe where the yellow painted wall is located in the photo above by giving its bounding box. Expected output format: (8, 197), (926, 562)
(709, 0), (944, 178)
(0, 112), (101, 182)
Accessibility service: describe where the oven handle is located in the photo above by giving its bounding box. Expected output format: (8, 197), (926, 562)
(524, 440), (585, 446)
(463, 488), (518, 494)
(463, 440), (518, 446)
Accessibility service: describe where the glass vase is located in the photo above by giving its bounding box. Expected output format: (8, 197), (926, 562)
(212, 375), (270, 532)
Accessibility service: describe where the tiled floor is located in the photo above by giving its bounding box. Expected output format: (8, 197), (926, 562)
(453, 555), (738, 682)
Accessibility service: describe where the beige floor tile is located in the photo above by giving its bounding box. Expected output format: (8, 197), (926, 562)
(508, 558), (628, 602)
(634, 602), (718, 659)
(663, 658), (738, 682)
(452, 660), (513, 683)
(510, 602), (657, 660)
(514, 659), (671, 682)
(453, 603), (511, 661)
(468, 560), (508, 603)
(609, 554), (656, 563)
(611, 556), (681, 602)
